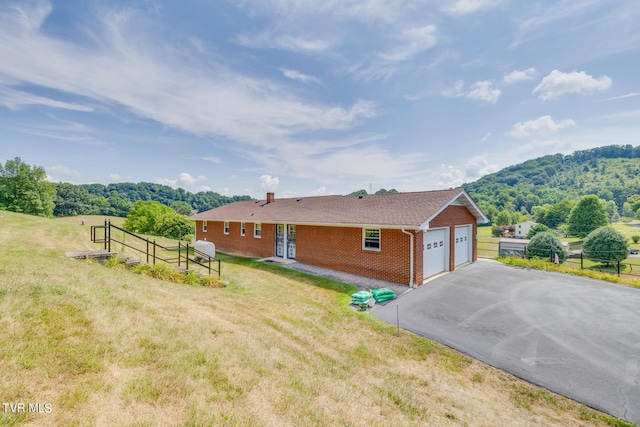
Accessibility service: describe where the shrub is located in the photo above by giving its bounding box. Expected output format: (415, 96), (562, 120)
(526, 223), (550, 239)
(583, 226), (628, 265)
(525, 232), (567, 263)
(632, 235), (640, 244)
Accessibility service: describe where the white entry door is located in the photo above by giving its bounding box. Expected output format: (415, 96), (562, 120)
(454, 225), (472, 266)
(287, 225), (296, 259)
(275, 224), (285, 257)
(423, 229), (447, 280)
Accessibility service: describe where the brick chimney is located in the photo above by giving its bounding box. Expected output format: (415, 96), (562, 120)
(266, 192), (275, 203)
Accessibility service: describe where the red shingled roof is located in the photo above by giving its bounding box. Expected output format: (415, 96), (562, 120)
(189, 188), (488, 229)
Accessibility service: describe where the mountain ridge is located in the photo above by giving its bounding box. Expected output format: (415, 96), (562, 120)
(462, 144), (640, 219)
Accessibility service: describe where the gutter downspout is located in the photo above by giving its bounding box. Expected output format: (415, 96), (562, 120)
(402, 229), (415, 288)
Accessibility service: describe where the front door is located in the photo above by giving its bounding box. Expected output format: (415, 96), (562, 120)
(287, 225), (296, 259)
(275, 224), (285, 257)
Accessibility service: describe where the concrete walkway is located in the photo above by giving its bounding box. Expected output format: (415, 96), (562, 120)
(267, 259), (412, 297)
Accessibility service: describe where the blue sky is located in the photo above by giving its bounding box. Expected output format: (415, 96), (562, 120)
(1, 0), (639, 199)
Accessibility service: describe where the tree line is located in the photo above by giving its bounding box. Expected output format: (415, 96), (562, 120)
(0, 157), (251, 219)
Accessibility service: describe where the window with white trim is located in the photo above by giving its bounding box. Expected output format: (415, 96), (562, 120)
(363, 228), (381, 251)
(202, 221), (207, 232)
(224, 221), (230, 235)
(240, 222), (246, 236)
(254, 223), (262, 238)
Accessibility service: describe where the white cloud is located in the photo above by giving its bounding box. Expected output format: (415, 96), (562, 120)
(442, 80), (466, 98)
(0, 2), (376, 154)
(481, 132), (491, 142)
(288, 147), (426, 186)
(507, 115), (576, 138)
(442, 0), (506, 15)
(598, 92), (640, 102)
(466, 80), (501, 104)
(157, 173), (210, 192)
(378, 25), (437, 63)
(438, 155), (498, 188)
(47, 165), (81, 181)
(437, 165), (465, 189)
(464, 155), (498, 179)
(255, 175), (280, 193)
(281, 68), (321, 84)
(533, 70), (612, 100)
(202, 156), (221, 164)
(515, 139), (573, 157)
(0, 87), (94, 112)
(311, 186), (327, 196)
(442, 80), (501, 103)
(503, 67), (536, 84)
(235, 31), (335, 53)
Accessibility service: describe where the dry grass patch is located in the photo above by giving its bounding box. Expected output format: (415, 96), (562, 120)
(0, 211), (635, 426)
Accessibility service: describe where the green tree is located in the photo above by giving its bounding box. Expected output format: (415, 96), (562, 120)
(108, 194), (134, 217)
(525, 232), (567, 263)
(375, 188), (398, 194)
(494, 210), (512, 226)
(526, 223), (550, 239)
(480, 203), (499, 223)
(627, 194), (640, 212)
(605, 200), (620, 223)
(170, 201), (194, 216)
(124, 200), (173, 234)
(53, 182), (92, 216)
(0, 157), (56, 217)
(154, 213), (194, 240)
(543, 200), (575, 228)
(583, 226), (628, 265)
(567, 195), (609, 238)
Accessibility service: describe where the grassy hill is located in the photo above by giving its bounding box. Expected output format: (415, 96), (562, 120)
(0, 211), (631, 426)
(463, 145), (640, 216)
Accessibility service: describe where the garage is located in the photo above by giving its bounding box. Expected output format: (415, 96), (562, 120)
(423, 228), (447, 280)
(454, 225), (472, 266)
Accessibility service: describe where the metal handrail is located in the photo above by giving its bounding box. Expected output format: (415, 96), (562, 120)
(91, 220), (220, 277)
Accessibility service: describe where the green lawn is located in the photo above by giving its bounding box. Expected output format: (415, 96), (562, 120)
(0, 212), (631, 426)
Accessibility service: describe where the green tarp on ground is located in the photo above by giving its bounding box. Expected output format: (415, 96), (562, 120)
(371, 287), (395, 302)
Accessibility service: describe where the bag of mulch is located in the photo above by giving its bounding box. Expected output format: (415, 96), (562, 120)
(371, 287), (395, 302)
(351, 291), (372, 305)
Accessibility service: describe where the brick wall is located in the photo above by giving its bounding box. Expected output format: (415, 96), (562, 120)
(195, 205), (479, 286)
(195, 220), (275, 258)
(296, 225), (413, 285)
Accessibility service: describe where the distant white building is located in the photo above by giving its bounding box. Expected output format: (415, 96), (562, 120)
(515, 221), (537, 239)
(499, 237), (569, 258)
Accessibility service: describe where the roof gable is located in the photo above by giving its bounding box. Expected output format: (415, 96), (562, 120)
(190, 188), (488, 228)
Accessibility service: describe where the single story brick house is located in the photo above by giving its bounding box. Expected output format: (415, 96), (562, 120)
(189, 189), (488, 287)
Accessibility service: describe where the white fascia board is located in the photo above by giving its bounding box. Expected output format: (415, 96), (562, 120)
(419, 189), (489, 230)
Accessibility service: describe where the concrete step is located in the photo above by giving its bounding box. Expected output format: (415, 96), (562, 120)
(66, 250), (116, 260)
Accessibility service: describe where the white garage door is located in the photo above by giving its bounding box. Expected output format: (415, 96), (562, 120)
(454, 225), (472, 266)
(423, 228), (447, 279)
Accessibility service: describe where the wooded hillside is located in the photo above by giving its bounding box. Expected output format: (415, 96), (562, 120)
(463, 145), (640, 221)
(53, 181), (251, 217)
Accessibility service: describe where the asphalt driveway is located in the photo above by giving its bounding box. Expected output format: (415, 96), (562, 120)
(374, 259), (640, 424)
